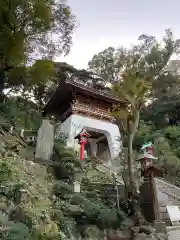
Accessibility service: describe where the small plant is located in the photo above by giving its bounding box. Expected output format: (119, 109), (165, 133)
(0, 160), (18, 184)
(0, 215), (30, 240)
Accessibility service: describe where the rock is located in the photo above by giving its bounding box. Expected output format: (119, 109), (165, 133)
(133, 233), (168, 240)
(116, 229), (131, 239)
(131, 226), (140, 235)
(133, 233), (155, 240)
(84, 226), (101, 239)
(107, 229), (131, 240)
(155, 233), (168, 239)
(122, 218), (134, 228)
(139, 225), (155, 235)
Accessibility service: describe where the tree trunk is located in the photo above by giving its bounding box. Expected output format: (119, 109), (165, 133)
(0, 71), (4, 92)
(128, 110), (140, 193)
(0, 56), (6, 101)
(127, 111), (145, 224)
(127, 119), (135, 195)
(0, 68), (5, 101)
(131, 110), (140, 142)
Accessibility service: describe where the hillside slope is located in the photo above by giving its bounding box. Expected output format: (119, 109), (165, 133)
(0, 99), (126, 239)
(0, 117), (60, 239)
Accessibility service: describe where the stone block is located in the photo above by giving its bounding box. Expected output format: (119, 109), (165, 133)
(35, 119), (54, 161)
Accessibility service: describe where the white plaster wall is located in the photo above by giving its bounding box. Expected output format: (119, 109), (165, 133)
(59, 117), (73, 143)
(59, 114), (121, 163)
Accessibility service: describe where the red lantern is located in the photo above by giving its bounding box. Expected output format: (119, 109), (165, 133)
(75, 128), (90, 160)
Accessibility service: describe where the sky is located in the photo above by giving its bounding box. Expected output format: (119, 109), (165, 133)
(56, 0), (180, 69)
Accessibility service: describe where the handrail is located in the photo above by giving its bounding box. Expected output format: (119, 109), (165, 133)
(155, 178), (180, 191)
(162, 190), (180, 201)
(155, 178), (180, 200)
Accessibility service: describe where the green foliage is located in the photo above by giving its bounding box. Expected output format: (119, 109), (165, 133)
(88, 31), (180, 177)
(134, 122), (180, 184)
(0, 0), (76, 64)
(88, 47), (118, 82)
(0, 97), (127, 239)
(6, 12), (180, 238)
(26, 59), (57, 106)
(0, 0), (76, 97)
(54, 183), (125, 232)
(88, 29), (180, 193)
(0, 215), (30, 240)
(0, 97), (40, 129)
(29, 60), (55, 84)
(163, 126), (180, 158)
(0, 160), (18, 184)
(54, 140), (82, 180)
(0, 0), (130, 238)
(52, 142), (126, 235)
(142, 94), (180, 128)
(84, 170), (114, 184)
(112, 71), (152, 122)
(133, 123), (156, 149)
(88, 29), (180, 85)
(83, 226), (101, 240)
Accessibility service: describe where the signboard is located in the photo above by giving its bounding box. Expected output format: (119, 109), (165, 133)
(166, 205), (180, 223)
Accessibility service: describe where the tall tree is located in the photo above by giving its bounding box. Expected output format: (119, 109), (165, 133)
(0, 0), (76, 96)
(88, 29), (180, 199)
(112, 72), (151, 196)
(27, 59), (56, 107)
(88, 47), (118, 82)
(25, 61), (99, 108)
(88, 29), (180, 86)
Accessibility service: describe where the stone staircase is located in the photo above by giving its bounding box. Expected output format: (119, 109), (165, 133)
(154, 178), (180, 223)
